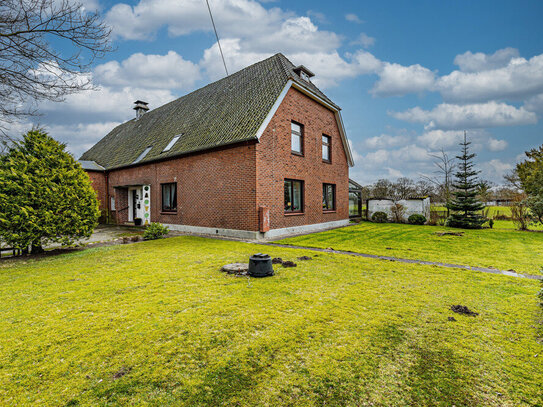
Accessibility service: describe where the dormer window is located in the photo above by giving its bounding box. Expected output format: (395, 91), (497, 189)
(163, 134), (181, 152)
(133, 146), (152, 164)
(293, 65), (315, 83)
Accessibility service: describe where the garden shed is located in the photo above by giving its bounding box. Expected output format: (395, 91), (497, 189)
(367, 197), (430, 222)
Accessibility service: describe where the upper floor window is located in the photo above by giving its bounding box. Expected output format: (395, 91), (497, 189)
(300, 71), (310, 82)
(323, 183), (336, 211)
(322, 135), (331, 163)
(284, 179), (304, 213)
(161, 183), (177, 212)
(291, 121), (303, 155)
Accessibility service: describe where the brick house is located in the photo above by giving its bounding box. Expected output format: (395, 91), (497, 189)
(79, 53), (354, 239)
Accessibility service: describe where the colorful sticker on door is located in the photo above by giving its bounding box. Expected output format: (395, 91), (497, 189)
(142, 185), (151, 225)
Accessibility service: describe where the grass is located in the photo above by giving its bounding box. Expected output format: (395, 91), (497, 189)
(279, 221), (543, 275)
(0, 236), (542, 406)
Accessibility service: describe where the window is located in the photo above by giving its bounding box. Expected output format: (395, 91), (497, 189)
(163, 134), (181, 152)
(161, 183), (177, 212)
(322, 135), (331, 162)
(110, 196), (116, 211)
(323, 183), (336, 211)
(133, 146), (152, 164)
(300, 71), (310, 82)
(284, 179), (304, 213)
(291, 122), (303, 155)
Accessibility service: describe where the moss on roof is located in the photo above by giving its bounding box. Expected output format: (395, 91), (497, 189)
(80, 53), (338, 170)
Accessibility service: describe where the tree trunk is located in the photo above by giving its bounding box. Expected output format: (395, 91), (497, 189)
(31, 241), (44, 254)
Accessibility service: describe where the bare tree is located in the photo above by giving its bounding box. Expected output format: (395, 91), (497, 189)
(421, 149), (456, 211)
(0, 0), (112, 136)
(392, 177), (416, 200)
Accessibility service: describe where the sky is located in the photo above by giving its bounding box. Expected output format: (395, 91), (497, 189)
(11, 0), (543, 185)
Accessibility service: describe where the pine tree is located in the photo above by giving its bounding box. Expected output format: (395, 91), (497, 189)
(446, 132), (486, 229)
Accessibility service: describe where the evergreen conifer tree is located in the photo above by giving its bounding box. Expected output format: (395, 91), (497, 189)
(0, 129), (100, 253)
(446, 132), (486, 229)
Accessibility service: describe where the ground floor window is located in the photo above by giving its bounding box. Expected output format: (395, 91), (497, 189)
(161, 183), (177, 212)
(284, 179), (304, 213)
(323, 183), (336, 211)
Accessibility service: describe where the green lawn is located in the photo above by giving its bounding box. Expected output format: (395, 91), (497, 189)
(0, 237), (542, 406)
(279, 221), (543, 275)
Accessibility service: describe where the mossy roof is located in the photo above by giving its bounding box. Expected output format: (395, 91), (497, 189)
(79, 53), (338, 170)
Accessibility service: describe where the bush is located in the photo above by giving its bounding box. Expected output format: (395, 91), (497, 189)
(371, 211), (388, 223)
(0, 129), (100, 253)
(408, 214), (426, 225)
(391, 203), (406, 223)
(143, 223), (169, 240)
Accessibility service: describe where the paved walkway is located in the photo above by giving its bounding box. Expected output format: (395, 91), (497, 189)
(261, 242), (543, 281)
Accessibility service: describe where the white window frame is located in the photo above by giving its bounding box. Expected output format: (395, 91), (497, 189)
(163, 134), (181, 152)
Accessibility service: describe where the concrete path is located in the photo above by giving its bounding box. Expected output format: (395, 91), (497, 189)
(261, 242), (543, 281)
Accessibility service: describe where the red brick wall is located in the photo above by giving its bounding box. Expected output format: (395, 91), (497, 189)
(85, 87), (349, 233)
(104, 142), (259, 231)
(86, 171), (107, 211)
(256, 87), (349, 229)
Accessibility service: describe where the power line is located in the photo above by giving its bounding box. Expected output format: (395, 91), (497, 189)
(205, 0), (228, 76)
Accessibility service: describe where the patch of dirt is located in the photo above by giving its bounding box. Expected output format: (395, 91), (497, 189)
(435, 231), (464, 237)
(450, 305), (478, 316)
(272, 257), (283, 264)
(282, 261), (297, 268)
(297, 256), (312, 261)
(113, 366), (132, 380)
(448, 316), (457, 322)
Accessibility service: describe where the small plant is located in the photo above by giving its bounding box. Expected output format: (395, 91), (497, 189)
(488, 219), (494, 229)
(143, 223), (169, 240)
(391, 203), (406, 223)
(372, 211), (388, 223)
(408, 214), (426, 225)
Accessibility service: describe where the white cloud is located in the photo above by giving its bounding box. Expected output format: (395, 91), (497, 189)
(437, 54), (543, 103)
(345, 13), (362, 23)
(364, 133), (409, 149)
(351, 33), (375, 48)
(106, 0), (287, 41)
(487, 137), (508, 152)
(371, 63), (436, 97)
(480, 159), (514, 181)
(453, 47), (520, 72)
(392, 102), (537, 130)
(94, 51), (201, 90)
(417, 130), (465, 150)
(525, 93), (543, 113)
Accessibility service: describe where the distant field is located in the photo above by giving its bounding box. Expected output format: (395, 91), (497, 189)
(279, 221), (543, 274)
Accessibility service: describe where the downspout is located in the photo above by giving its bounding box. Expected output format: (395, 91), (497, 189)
(105, 171), (110, 224)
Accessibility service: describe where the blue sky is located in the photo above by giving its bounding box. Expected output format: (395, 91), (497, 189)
(15, 0), (543, 185)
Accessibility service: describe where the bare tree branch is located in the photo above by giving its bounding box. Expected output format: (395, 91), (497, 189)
(0, 0), (112, 133)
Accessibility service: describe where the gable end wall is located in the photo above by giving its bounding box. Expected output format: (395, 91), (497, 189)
(256, 87), (349, 229)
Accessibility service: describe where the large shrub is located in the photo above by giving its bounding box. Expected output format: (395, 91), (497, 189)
(0, 130), (100, 253)
(371, 211), (388, 223)
(143, 223), (169, 240)
(408, 214), (426, 225)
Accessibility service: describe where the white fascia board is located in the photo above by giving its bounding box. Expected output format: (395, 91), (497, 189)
(255, 79), (294, 140)
(255, 79), (354, 167)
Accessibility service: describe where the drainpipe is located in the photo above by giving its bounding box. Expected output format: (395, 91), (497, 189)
(105, 171), (110, 224)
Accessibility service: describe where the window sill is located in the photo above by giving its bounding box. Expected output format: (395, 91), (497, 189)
(323, 210), (337, 214)
(322, 160), (331, 164)
(160, 211), (177, 215)
(291, 151), (304, 157)
(284, 212), (305, 216)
